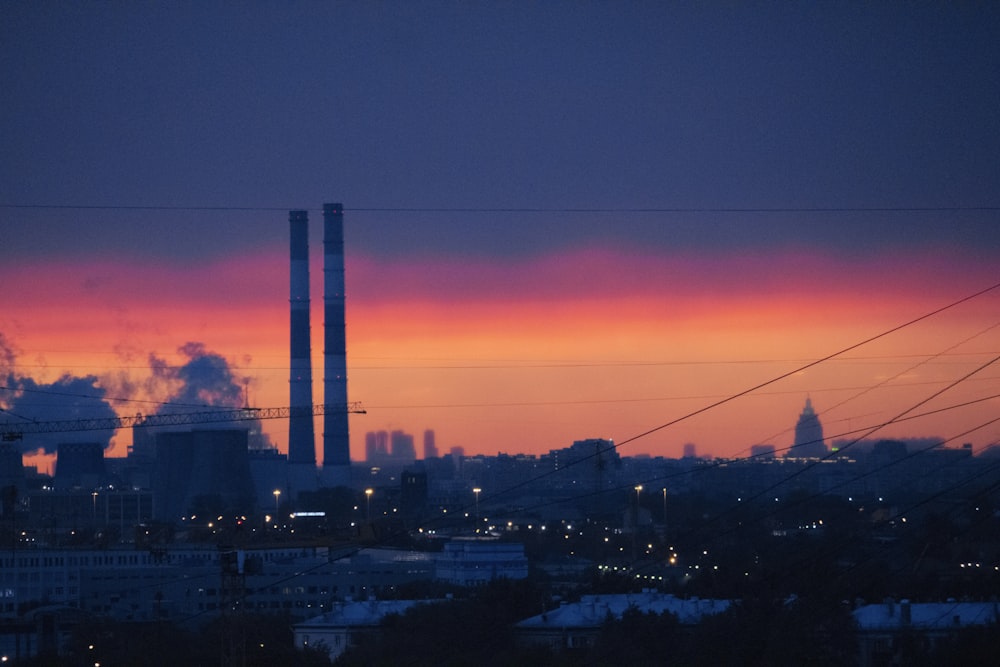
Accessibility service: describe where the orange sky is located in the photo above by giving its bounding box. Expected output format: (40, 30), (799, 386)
(2, 243), (999, 472)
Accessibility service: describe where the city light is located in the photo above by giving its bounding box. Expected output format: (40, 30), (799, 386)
(473, 487), (482, 525)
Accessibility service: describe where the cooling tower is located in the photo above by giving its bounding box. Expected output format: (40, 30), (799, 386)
(322, 202), (351, 485)
(152, 429), (256, 521)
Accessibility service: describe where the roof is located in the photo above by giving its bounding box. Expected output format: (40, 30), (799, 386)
(516, 592), (730, 630)
(853, 601), (1000, 632)
(294, 599), (435, 630)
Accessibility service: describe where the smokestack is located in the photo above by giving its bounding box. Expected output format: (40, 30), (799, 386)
(322, 202), (351, 485)
(288, 210), (315, 467)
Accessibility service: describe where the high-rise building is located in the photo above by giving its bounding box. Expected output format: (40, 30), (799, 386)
(364, 431), (392, 464)
(390, 430), (416, 463)
(322, 203), (351, 486)
(423, 429), (438, 459)
(365, 432), (379, 463)
(790, 397), (827, 458)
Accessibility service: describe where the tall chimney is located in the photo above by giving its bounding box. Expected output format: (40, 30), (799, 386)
(322, 202), (350, 484)
(287, 210), (315, 467)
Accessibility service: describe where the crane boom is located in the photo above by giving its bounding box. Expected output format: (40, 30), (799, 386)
(0, 402), (365, 438)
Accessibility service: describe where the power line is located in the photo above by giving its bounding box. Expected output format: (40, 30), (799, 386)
(609, 280), (1000, 454)
(3, 203), (1000, 214)
(9, 350), (1000, 372)
(445, 282), (1000, 513)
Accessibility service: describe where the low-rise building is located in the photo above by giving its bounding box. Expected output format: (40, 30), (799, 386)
(0, 545), (436, 625)
(435, 537), (528, 586)
(293, 598), (436, 662)
(853, 599), (1000, 667)
(515, 592), (730, 650)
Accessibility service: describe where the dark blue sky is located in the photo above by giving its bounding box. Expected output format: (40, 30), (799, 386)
(2, 3), (999, 461)
(2, 2), (999, 261)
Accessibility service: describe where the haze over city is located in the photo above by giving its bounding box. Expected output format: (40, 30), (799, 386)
(2, 2), (998, 470)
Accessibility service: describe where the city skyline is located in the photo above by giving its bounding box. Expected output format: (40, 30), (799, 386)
(2, 4), (999, 470)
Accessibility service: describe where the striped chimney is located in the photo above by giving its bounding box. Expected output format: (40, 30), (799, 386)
(323, 203), (351, 473)
(288, 209), (315, 466)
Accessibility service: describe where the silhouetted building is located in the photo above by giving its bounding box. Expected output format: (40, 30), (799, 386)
(541, 439), (620, 504)
(390, 430), (416, 463)
(364, 430), (391, 465)
(789, 397), (827, 458)
(423, 429), (438, 459)
(401, 470), (428, 514)
(248, 446), (288, 513)
(682, 443), (697, 459)
(750, 444), (775, 459)
(0, 441), (25, 498)
(870, 439), (907, 466)
(54, 441), (105, 490)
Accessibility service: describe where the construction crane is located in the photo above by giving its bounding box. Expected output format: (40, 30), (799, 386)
(0, 402), (366, 440)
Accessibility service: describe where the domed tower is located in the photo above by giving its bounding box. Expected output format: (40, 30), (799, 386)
(791, 397), (827, 458)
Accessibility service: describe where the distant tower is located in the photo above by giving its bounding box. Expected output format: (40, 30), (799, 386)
(288, 210), (317, 494)
(365, 432), (379, 463)
(791, 397), (827, 458)
(390, 430), (416, 463)
(322, 202), (351, 485)
(423, 429), (438, 459)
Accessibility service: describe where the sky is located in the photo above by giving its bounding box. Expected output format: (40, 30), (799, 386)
(1, 3), (999, 470)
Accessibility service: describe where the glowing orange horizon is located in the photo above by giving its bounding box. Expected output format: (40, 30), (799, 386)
(3, 244), (998, 471)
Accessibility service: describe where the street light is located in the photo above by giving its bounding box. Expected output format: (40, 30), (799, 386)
(365, 488), (373, 523)
(472, 487), (482, 526)
(273, 489), (281, 514)
(634, 485), (643, 527)
(632, 485), (643, 563)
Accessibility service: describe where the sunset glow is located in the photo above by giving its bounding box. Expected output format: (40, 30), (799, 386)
(3, 239), (997, 471)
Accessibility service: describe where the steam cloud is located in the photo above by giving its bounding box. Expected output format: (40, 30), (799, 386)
(1, 332), (117, 454)
(151, 342), (246, 413)
(148, 342), (275, 449)
(1, 333), (273, 454)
